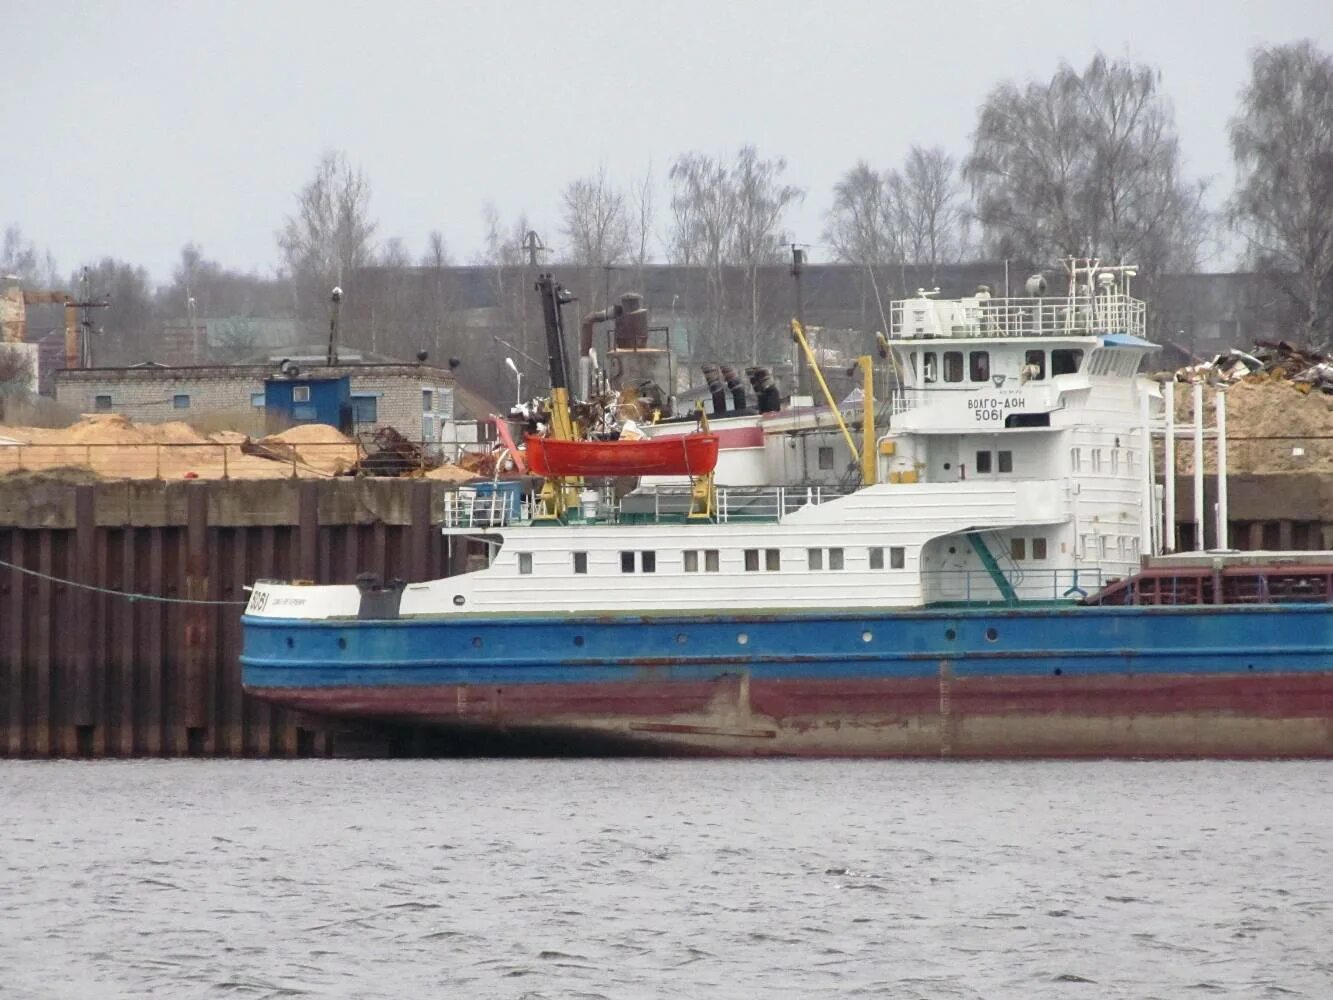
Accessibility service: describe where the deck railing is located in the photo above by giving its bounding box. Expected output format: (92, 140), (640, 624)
(922, 568), (1104, 603)
(890, 293), (1145, 341)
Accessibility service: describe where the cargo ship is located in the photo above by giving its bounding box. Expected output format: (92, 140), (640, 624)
(240, 262), (1333, 757)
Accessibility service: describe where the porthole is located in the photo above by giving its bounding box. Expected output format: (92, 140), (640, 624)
(285, 636), (294, 649)
(861, 631), (873, 643)
(944, 628), (957, 641)
(737, 633), (749, 646)
(337, 637), (347, 650)
(573, 635), (585, 647)
(676, 633), (687, 645)
(452, 594), (465, 607)
(1053, 667), (1063, 676)
(471, 636), (483, 648)
(985, 627), (999, 642)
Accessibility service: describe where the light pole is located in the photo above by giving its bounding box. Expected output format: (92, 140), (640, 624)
(505, 356), (522, 407)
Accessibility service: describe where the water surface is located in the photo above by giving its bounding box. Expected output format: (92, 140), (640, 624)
(2, 760), (1329, 998)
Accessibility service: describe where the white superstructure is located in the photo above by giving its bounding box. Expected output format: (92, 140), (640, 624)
(247, 260), (1163, 622)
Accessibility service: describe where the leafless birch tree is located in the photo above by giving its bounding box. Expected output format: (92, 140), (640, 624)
(1229, 40), (1333, 347)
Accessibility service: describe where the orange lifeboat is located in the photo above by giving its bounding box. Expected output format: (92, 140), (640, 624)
(525, 433), (719, 478)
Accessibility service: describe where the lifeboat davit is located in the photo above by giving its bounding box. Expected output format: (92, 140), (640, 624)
(525, 433), (719, 478)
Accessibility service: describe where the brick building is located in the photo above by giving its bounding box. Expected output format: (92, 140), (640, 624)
(52, 361), (491, 446)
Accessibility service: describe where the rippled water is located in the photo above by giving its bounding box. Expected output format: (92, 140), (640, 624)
(2, 760), (1330, 999)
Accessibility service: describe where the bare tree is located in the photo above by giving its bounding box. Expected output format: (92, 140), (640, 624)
(887, 146), (969, 278)
(632, 163), (655, 268)
(729, 146), (802, 358)
(2, 226), (61, 287)
(559, 165), (632, 269)
(277, 150), (377, 329)
(1230, 40), (1333, 347)
(824, 162), (896, 265)
(421, 230), (452, 268)
(965, 54), (1207, 275)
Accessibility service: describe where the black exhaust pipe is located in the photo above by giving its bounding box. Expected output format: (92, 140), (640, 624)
(702, 363), (727, 415)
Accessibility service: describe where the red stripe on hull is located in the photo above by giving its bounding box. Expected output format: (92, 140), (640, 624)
(252, 672), (1333, 758)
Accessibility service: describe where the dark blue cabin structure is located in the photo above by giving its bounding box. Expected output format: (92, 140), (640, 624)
(264, 374), (353, 434)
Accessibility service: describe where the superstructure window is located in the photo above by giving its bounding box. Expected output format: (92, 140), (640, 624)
(573, 552), (588, 574)
(1033, 538), (1048, 560)
(969, 351), (990, 382)
(641, 551), (656, 573)
(890, 546), (905, 569)
(808, 548), (823, 571)
(1071, 447), (1082, 472)
(975, 451), (992, 474)
(1051, 348), (1083, 375)
(944, 351), (964, 383)
(745, 549), (759, 572)
(704, 550), (719, 572)
(828, 548), (844, 570)
(869, 547), (883, 569)
(684, 550), (699, 573)
(818, 447), (834, 470)
(1011, 538), (1026, 561)
(621, 551), (635, 573)
(1024, 349), (1046, 380)
(998, 450), (1013, 473)
(765, 549), (781, 571)
(1092, 449), (1103, 473)
(518, 553), (533, 575)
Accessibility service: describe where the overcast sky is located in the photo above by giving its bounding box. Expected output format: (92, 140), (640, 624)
(7, 0), (1333, 284)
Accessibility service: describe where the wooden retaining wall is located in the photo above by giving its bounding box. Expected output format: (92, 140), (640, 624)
(0, 478), (462, 758)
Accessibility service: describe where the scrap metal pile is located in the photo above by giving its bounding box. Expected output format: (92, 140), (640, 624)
(1171, 341), (1333, 393)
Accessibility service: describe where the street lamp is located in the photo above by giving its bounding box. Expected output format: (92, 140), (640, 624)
(505, 356), (522, 407)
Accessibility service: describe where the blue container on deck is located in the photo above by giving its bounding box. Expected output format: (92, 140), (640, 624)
(471, 480), (523, 521)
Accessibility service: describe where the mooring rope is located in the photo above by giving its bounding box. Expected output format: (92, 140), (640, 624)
(0, 556), (248, 606)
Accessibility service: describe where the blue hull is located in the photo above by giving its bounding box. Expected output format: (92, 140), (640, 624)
(241, 604), (1333, 757)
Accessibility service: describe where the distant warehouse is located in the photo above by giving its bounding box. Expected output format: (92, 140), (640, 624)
(52, 359), (494, 451)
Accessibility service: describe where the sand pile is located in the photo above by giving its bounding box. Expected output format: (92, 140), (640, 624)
(423, 463), (479, 484)
(0, 415), (358, 480)
(254, 424), (362, 476)
(1171, 379), (1333, 475)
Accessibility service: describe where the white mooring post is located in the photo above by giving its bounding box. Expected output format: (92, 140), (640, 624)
(1215, 387), (1229, 551)
(1192, 381), (1205, 551)
(1164, 380), (1176, 552)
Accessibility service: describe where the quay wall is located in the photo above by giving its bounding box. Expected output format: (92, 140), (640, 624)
(0, 478), (463, 758)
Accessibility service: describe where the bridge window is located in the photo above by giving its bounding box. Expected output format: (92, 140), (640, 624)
(1051, 348), (1083, 375)
(518, 553), (533, 575)
(998, 450), (1013, 473)
(573, 552), (587, 574)
(944, 351), (964, 383)
(922, 351), (938, 383)
(1033, 537), (1048, 560)
(969, 351), (990, 382)
(975, 450), (992, 474)
(890, 546), (905, 569)
(1024, 349), (1046, 380)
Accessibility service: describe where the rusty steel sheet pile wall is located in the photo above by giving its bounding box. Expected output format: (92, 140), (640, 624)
(0, 478), (456, 758)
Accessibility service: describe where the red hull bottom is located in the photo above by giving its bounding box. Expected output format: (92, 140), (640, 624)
(254, 672), (1333, 758)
